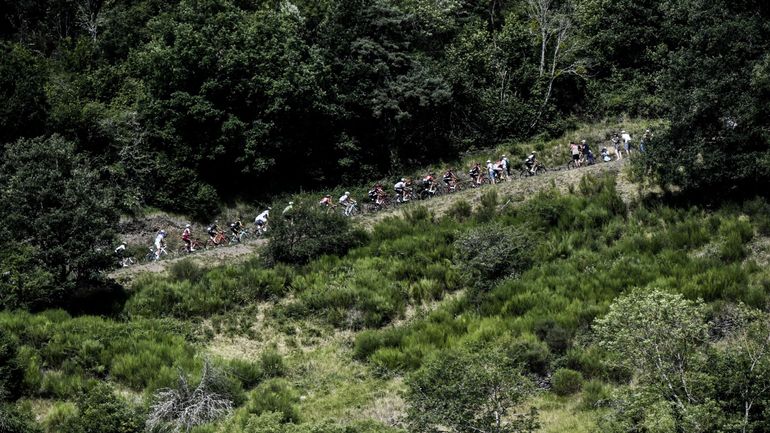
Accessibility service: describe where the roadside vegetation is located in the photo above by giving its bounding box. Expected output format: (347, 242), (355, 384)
(3, 170), (770, 432)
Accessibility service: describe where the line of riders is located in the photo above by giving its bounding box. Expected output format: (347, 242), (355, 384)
(117, 130), (650, 266)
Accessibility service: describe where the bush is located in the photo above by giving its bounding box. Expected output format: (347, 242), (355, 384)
(448, 199), (472, 221)
(169, 259), (206, 283)
(266, 205), (367, 265)
(0, 403), (42, 433)
(580, 380), (610, 409)
(259, 350), (286, 379)
(59, 383), (144, 433)
(247, 379), (299, 423)
(551, 368), (583, 396)
(454, 224), (537, 286)
(0, 329), (22, 401)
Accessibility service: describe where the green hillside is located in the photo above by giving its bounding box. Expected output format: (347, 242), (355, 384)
(3, 0), (770, 432)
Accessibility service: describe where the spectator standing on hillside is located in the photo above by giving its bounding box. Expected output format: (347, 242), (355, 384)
(611, 133), (623, 160)
(501, 155), (510, 176)
(570, 141), (581, 167)
(621, 130), (633, 156)
(640, 129), (651, 153)
(486, 160), (495, 184)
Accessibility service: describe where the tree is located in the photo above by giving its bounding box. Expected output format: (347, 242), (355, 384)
(405, 347), (538, 433)
(0, 42), (49, 145)
(643, 0), (770, 196)
(594, 289), (708, 412)
(0, 135), (118, 308)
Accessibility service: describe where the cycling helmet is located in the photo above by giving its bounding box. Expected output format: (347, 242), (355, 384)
(501, 154), (506, 158)
(486, 159), (491, 163)
(289, 201), (294, 205)
(581, 139), (586, 144)
(345, 191), (350, 195)
(400, 178), (405, 182)
(185, 224), (191, 228)
(267, 207), (272, 211)
(160, 230), (167, 236)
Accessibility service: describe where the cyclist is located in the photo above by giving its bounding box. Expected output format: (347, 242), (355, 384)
(582, 140), (595, 165)
(154, 230), (167, 260)
(422, 172), (437, 195)
(339, 191), (357, 216)
(207, 222), (220, 246)
(115, 243), (128, 267)
(229, 218), (243, 240)
(524, 151), (537, 175)
(369, 183), (386, 206)
(282, 201), (294, 219)
(255, 208), (270, 233)
(319, 194), (333, 208)
(182, 224), (194, 252)
(442, 168), (458, 191)
(394, 178), (409, 202)
(469, 162), (482, 186)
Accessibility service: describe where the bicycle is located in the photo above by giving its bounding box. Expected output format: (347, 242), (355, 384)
(518, 162), (548, 177)
(343, 202), (360, 216)
(145, 245), (169, 262)
(205, 231), (230, 249)
(177, 238), (205, 255)
(254, 221), (269, 237)
(118, 256), (135, 267)
(230, 229), (250, 243)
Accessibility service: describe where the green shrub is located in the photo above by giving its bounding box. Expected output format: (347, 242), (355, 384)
(169, 259), (205, 283)
(0, 329), (22, 401)
(228, 359), (264, 390)
(504, 334), (551, 376)
(454, 224), (536, 286)
(475, 189), (499, 222)
(448, 199), (472, 221)
(43, 402), (78, 433)
(551, 368), (583, 396)
(59, 383), (144, 433)
(260, 351), (286, 379)
(0, 403), (42, 433)
(266, 205), (366, 265)
(581, 379), (610, 409)
(247, 379), (299, 423)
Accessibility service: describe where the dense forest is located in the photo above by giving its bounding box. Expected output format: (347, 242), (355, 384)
(2, 0), (770, 432)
